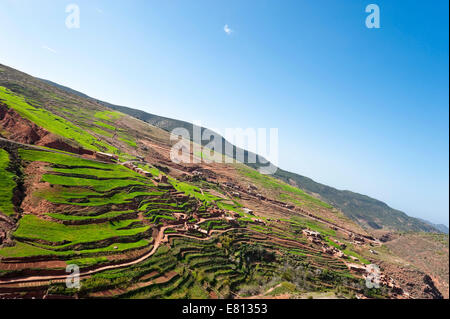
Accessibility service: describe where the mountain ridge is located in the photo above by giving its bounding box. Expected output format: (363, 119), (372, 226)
(417, 219), (449, 234)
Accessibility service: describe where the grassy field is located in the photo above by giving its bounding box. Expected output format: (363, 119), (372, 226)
(42, 190), (162, 207)
(94, 110), (123, 122)
(88, 126), (114, 138)
(237, 164), (332, 209)
(19, 149), (112, 169)
(94, 121), (116, 131)
(170, 180), (221, 202)
(0, 86), (118, 153)
(41, 174), (147, 192)
(18, 149), (154, 193)
(47, 210), (136, 221)
(0, 149), (16, 216)
(14, 215), (149, 245)
(50, 166), (146, 180)
(0, 239), (151, 259)
(0, 147), (158, 264)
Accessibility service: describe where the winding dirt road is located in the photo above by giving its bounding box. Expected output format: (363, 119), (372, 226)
(0, 225), (170, 286)
(0, 222), (238, 286)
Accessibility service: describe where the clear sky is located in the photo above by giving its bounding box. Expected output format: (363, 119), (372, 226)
(1, 0), (448, 226)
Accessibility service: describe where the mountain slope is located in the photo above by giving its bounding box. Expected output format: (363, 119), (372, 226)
(272, 169), (439, 232)
(418, 219), (449, 234)
(0, 63), (447, 299)
(37, 76), (440, 233)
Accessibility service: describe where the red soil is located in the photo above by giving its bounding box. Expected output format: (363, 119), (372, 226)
(0, 260), (66, 271)
(0, 103), (93, 155)
(0, 103), (50, 145)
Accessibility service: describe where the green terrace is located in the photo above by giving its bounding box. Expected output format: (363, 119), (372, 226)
(136, 163), (163, 177)
(60, 236), (245, 298)
(0, 211), (152, 267)
(0, 148), (167, 265)
(40, 175), (146, 192)
(0, 86), (118, 154)
(19, 149), (163, 206)
(94, 110), (123, 122)
(44, 224), (361, 298)
(199, 220), (232, 231)
(87, 118), (137, 149)
(288, 216), (370, 264)
(47, 210), (137, 222)
(139, 200), (188, 211)
(170, 180), (222, 202)
(0, 148), (16, 216)
(13, 215), (149, 248)
(0, 238), (151, 260)
(36, 188), (153, 207)
(19, 148), (113, 168)
(237, 164), (333, 209)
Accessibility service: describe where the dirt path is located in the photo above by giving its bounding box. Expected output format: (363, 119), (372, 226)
(167, 227), (238, 242)
(0, 225), (168, 285)
(0, 222), (236, 286)
(237, 283), (283, 299)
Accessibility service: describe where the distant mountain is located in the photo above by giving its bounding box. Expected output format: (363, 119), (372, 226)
(272, 169), (442, 233)
(417, 219), (449, 234)
(434, 224), (449, 234)
(38, 77), (440, 234)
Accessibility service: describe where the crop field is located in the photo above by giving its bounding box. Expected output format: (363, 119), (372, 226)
(14, 215), (148, 246)
(0, 87), (118, 154)
(0, 148), (166, 267)
(50, 214), (366, 298)
(0, 148), (16, 216)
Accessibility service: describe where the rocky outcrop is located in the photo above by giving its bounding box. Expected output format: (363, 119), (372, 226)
(379, 261), (445, 299)
(423, 275), (443, 299)
(0, 215), (14, 246)
(379, 233), (395, 243)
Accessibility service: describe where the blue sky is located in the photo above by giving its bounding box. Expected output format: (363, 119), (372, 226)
(1, 0), (448, 225)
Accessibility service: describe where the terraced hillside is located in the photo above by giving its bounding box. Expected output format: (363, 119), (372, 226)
(0, 143), (390, 299)
(40, 78), (440, 233)
(0, 63), (448, 299)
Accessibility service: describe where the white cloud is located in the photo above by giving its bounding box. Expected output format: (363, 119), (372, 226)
(223, 24), (233, 35)
(42, 45), (57, 54)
